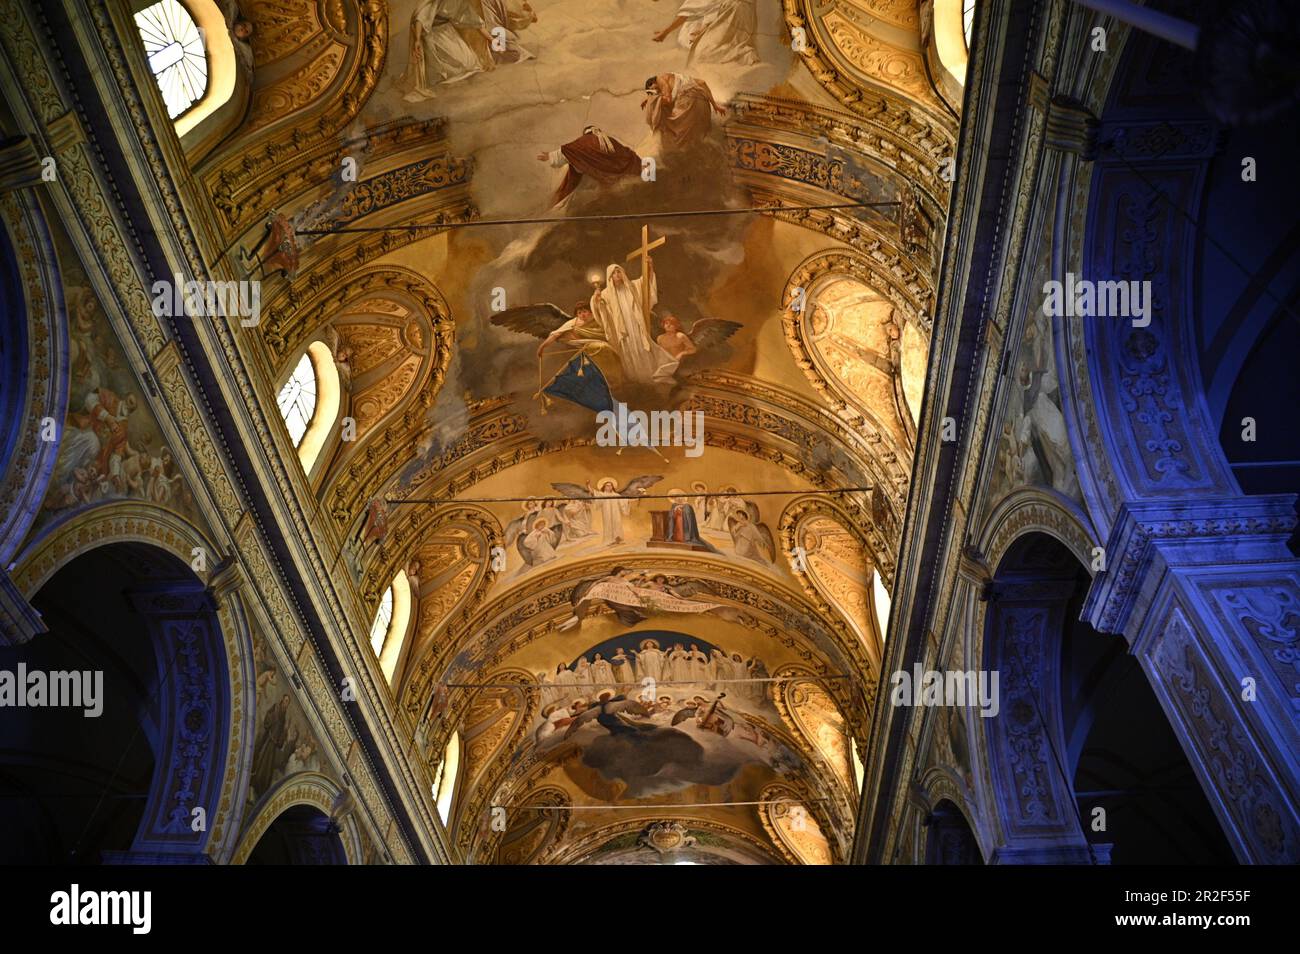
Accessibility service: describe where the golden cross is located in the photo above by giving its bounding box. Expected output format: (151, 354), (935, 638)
(624, 224), (666, 347)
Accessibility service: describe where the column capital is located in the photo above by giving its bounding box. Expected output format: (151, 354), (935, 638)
(0, 567), (46, 646)
(1084, 495), (1297, 635)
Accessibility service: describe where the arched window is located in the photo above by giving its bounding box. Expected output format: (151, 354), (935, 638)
(134, 1), (239, 138)
(434, 732), (460, 825)
(368, 586), (393, 656)
(850, 739), (866, 794)
(871, 570), (892, 645)
(135, 0), (208, 119)
(277, 352), (317, 448)
(368, 570), (412, 683)
(932, 0), (970, 88)
(276, 341), (340, 474)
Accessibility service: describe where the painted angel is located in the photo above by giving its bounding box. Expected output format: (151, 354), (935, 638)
(490, 300), (611, 360)
(555, 568), (742, 632)
(727, 503), (776, 565)
(652, 311), (741, 369)
(550, 475), (662, 546)
(503, 498), (563, 569)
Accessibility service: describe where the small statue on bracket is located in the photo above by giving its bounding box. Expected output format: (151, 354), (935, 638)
(241, 209), (300, 279)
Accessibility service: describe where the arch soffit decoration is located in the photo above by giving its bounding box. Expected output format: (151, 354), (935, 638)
(548, 816), (786, 866)
(258, 265), (454, 504)
(352, 383), (909, 631)
(780, 493), (892, 655)
(197, 0), (386, 225)
(231, 771), (364, 865)
(783, 0), (960, 135)
(727, 93), (951, 253)
(0, 189), (69, 566)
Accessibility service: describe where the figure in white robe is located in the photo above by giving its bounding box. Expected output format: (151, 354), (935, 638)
(536, 671), (552, 708)
(534, 704), (573, 745)
(402, 0), (489, 100)
(687, 645), (710, 683)
(590, 264), (679, 384)
(522, 519), (558, 564)
(610, 650), (635, 691)
(654, 0), (759, 66)
(708, 649), (727, 690)
(636, 639), (666, 683)
(590, 653), (615, 690)
(552, 663), (577, 705)
(574, 657), (595, 695)
(481, 0), (536, 63)
(667, 644), (691, 684)
(559, 498), (595, 540)
(592, 478), (631, 545)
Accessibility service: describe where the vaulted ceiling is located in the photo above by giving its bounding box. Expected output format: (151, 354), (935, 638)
(181, 0), (960, 864)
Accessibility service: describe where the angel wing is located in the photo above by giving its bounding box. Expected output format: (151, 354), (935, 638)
(756, 522), (777, 563)
(670, 705), (699, 726)
(618, 474), (663, 496)
(686, 317), (741, 352)
(504, 513), (528, 546)
(550, 482), (592, 499)
(490, 303), (573, 338)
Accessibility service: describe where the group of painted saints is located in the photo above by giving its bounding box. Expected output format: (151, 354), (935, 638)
(535, 638), (772, 745)
(502, 477), (775, 571)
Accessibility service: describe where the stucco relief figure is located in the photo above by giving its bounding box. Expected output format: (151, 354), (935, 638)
(997, 308), (1080, 499)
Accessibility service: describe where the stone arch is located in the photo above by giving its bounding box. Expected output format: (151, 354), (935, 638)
(13, 499), (222, 596)
(1047, 10), (1300, 862)
(231, 772), (362, 865)
(976, 487), (1100, 576)
(11, 501), (253, 863)
(976, 529), (1237, 863)
(3, 531), (251, 863)
(0, 189), (70, 569)
(923, 796), (983, 865)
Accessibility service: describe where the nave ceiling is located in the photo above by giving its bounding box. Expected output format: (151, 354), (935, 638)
(24, 0), (964, 864)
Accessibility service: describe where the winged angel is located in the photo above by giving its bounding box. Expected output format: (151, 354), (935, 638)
(490, 299), (739, 386)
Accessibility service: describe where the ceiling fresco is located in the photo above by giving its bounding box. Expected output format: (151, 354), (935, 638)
(193, 0), (957, 863)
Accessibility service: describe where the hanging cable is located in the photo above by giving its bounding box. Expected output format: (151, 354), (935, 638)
(296, 200), (898, 236)
(390, 485), (874, 506)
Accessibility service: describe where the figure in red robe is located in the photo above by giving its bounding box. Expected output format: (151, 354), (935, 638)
(537, 125), (642, 206)
(642, 73), (726, 151)
(243, 211), (299, 278)
(362, 497), (390, 544)
(71, 387), (137, 475)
